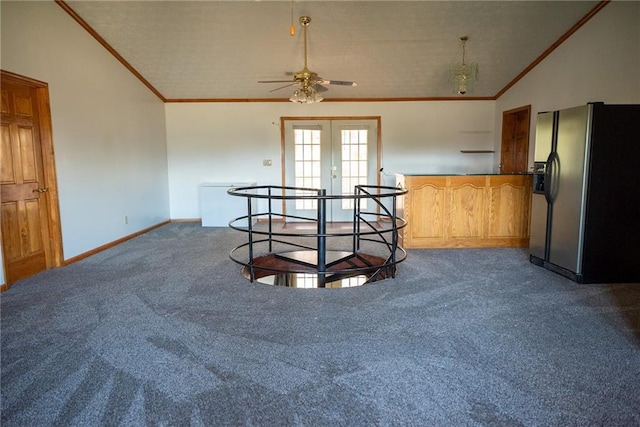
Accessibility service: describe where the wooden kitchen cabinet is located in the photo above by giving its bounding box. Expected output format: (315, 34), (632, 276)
(396, 174), (532, 248)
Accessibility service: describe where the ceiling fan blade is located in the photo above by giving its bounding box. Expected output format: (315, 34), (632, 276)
(258, 80), (296, 83)
(321, 79), (358, 87)
(269, 83), (297, 92)
(312, 84), (329, 93)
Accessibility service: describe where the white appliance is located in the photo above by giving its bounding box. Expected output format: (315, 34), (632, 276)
(199, 182), (256, 227)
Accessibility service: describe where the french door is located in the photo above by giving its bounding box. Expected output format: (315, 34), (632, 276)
(283, 118), (379, 222)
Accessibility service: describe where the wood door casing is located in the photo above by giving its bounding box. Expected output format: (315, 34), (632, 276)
(1, 71), (63, 288)
(280, 116), (381, 222)
(500, 105), (531, 174)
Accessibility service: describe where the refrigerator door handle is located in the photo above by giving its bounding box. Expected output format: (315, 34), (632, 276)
(544, 152), (556, 204)
(549, 152), (560, 203)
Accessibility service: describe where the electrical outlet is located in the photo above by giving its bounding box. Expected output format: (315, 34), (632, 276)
(263, 159), (272, 166)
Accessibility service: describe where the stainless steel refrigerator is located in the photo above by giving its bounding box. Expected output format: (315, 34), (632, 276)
(530, 102), (640, 283)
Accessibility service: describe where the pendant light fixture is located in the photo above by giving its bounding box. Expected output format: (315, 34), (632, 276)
(449, 36), (479, 95)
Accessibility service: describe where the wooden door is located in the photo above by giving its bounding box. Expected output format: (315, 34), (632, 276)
(1, 73), (61, 286)
(500, 105), (531, 173)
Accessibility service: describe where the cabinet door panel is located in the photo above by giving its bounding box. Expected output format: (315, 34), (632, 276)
(489, 184), (527, 237)
(410, 184), (446, 239)
(450, 183), (484, 238)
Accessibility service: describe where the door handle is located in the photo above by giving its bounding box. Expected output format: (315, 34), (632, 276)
(32, 187), (48, 193)
(544, 152), (560, 204)
(544, 152), (554, 204)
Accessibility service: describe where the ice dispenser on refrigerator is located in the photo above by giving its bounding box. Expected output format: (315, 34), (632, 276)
(532, 161), (546, 194)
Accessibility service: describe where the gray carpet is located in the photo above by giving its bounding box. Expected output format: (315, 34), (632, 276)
(1, 222), (639, 426)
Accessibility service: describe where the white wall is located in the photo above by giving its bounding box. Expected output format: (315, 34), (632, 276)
(495, 1), (640, 167)
(0, 0), (170, 282)
(166, 101), (496, 219)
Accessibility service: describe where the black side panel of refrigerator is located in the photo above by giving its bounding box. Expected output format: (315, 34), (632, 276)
(581, 104), (640, 283)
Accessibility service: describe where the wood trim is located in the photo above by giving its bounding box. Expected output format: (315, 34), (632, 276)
(55, 0), (166, 102)
(495, 0), (610, 99)
(503, 105), (532, 116)
(377, 119), (383, 187)
(165, 96), (496, 103)
(323, 97), (496, 102)
(170, 98), (294, 103)
(0, 70), (48, 87)
(35, 86), (64, 267)
(279, 116), (383, 218)
(63, 220), (170, 266)
(280, 116), (381, 121)
(171, 218), (200, 223)
(280, 118), (287, 215)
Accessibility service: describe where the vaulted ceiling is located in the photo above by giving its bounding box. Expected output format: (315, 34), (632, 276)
(60, 0), (604, 102)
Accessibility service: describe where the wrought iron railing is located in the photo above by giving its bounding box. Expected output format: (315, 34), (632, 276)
(227, 184), (407, 288)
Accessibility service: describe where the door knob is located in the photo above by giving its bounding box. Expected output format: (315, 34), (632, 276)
(33, 187), (48, 193)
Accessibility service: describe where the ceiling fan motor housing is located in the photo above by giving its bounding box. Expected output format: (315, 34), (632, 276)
(295, 68), (319, 88)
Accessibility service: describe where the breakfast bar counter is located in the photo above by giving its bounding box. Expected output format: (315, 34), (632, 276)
(396, 173), (533, 249)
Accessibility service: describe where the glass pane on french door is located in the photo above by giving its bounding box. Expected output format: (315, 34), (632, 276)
(284, 119), (378, 222)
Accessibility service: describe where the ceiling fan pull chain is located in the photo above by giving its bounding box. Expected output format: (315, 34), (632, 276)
(290, 0), (295, 36)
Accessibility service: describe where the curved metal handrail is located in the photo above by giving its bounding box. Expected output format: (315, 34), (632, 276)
(227, 184), (407, 287)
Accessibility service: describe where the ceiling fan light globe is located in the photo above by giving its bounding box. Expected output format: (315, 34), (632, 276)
(289, 90), (302, 103)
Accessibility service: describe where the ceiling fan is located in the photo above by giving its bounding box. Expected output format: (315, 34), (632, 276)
(258, 16), (357, 103)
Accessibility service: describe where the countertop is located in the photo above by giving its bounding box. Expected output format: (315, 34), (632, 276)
(397, 172), (533, 176)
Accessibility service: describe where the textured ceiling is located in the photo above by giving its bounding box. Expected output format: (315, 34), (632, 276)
(62, 0), (602, 101)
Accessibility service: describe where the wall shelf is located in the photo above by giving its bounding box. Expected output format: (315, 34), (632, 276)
(460, 150), (495, 153)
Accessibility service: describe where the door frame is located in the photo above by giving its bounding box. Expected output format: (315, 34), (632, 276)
(500, 105), (531, 173)
(1, 70), (64, 289)
(279, 116), (382, 220)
